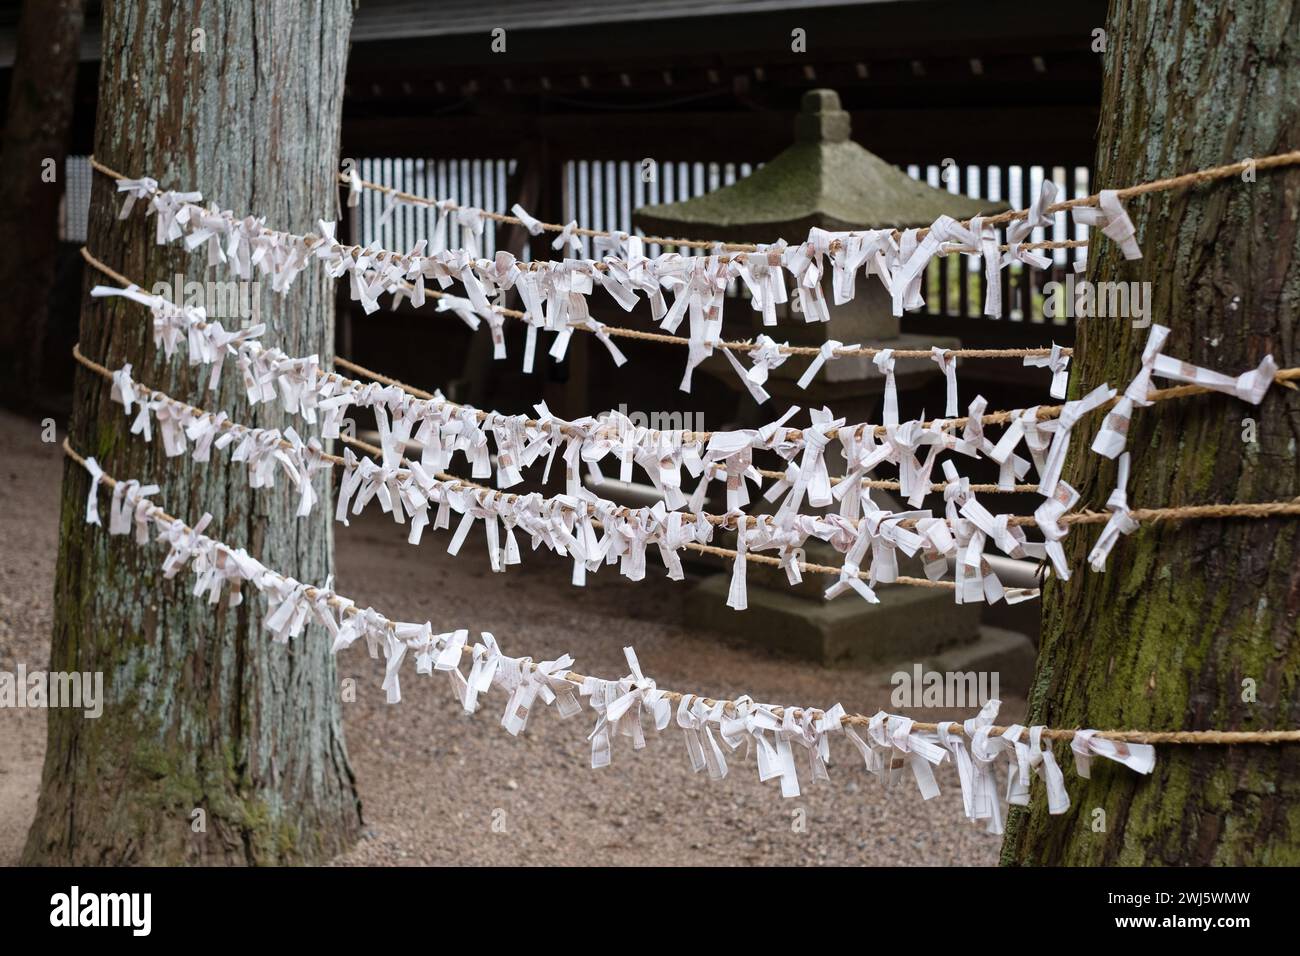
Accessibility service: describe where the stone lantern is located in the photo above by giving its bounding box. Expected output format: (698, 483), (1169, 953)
(635, 88), (1003, 425)
(632, 90), (1029, 675)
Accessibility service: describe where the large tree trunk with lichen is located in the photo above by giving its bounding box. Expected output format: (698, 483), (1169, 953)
(23, 0), (360, 865)
(1001, 0), (1300, 865)
(0, 0), (85, 412)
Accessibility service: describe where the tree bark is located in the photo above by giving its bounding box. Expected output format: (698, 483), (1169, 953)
(23, 0), (361, 865)
(0, 0), (85, 412)
(1001, 0), (1300, 865)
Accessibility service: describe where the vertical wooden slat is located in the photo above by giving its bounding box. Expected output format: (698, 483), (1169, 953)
(447, 157), (458, 250)
(975, 165), (988, 318)
(910, 164), (937, 314)
(364, 157), (374, 246)
(476, 157), (486, 252)
(604, 159), (614, 237)
(398, 157), (410, 251)
(1019, 165), (1036, 323)
(385, 156), (395, 250)
(383, 157), (395, 247)
(608, 160), (619, 236)
(956, 164), (970, 319)
(375, 157), (388, 247)
(578, 160), (591, 258)
(356, 158), (367, 245)
(589, 158), (598, 255)
(495, 157), (504, 253)
(1048, 163), (1069, 326)
(424, 158), (435, 245)
(999, 163), (1013, 321)
(934, 164), (950, 318)
(619, 160), (632, 241)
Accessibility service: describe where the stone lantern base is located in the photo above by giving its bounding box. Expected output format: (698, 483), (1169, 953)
(687, 573), (982, 668)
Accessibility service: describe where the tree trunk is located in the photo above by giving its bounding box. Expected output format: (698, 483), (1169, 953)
(1001, 0), (1300, 865)
(0, 0), (85, 412)
(23, 0), (361, 865)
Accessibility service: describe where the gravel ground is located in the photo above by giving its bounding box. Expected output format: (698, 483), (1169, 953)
(0, 408), (1017, 866)
(0, 411), (62, 867)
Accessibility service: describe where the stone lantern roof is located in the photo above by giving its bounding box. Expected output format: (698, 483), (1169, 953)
(634, 89), (1003, 243)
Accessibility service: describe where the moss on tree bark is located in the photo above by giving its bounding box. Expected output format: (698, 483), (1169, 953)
(23, 0), (361, 865)
(1000, 0), (1300, 865)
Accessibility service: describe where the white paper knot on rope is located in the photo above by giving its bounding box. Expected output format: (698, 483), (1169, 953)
(826, 229), (896, 306)
(1033, 479), (1080, 581)
(345, 168), (363, 207)
(115, 176), (162, 219)
(1151, 351), (1279, 405)
(583, 647), (671, 768)
(103, 363), (329, 517)
(772, 406), (842, 522)
(552, 220), (582, 255)
(722, 334), (788, 404)
(1071, 729), (1156, 777)
(1002, 180), (1058, 271)
(1094, 324), (1279, 460)
(676, 694), (730, 780)
(958, 397), (1023, 491)
(510, 203), (546, 236)
(873, 349), (899, 426)
(934, 699), (999, 829)
(1036, 383), (1116, 497)
(1092, 324), (1170, 459)
(962, 216), (1004, 318)
(108, 478), (162, 544)
(1087, 451), (1139, 571)
(732, 244), (790, 327)
(795, 338), (844, 391)
(782, 236), (831, 324)
(1071, 189), (1142, 260)
(82, 456), (106, 525)
(1023, 343), (1071, 400)
(930, 347), (959, 417)
(500, 653), (582, 737)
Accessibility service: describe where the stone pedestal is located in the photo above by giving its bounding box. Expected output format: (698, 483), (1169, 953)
(687, 574), (983, 669)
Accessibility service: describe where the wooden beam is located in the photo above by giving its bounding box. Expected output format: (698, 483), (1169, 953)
(342, 105), (1099, 166)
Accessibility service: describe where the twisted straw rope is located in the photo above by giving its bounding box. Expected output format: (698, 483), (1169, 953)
(69, 342), (953, 591)
(95, 148), (1300, 278)
(84, 163), (1071, 361)
(71, 338), (1300, 617)
(341, 168), (1091, 256)
(62, 438), (1300, 746)
(80, 246), (1044, 495)
(326, 349), (1300, 491)
(80, 245), (1300, 500)
(70, 149), (1300, 748)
